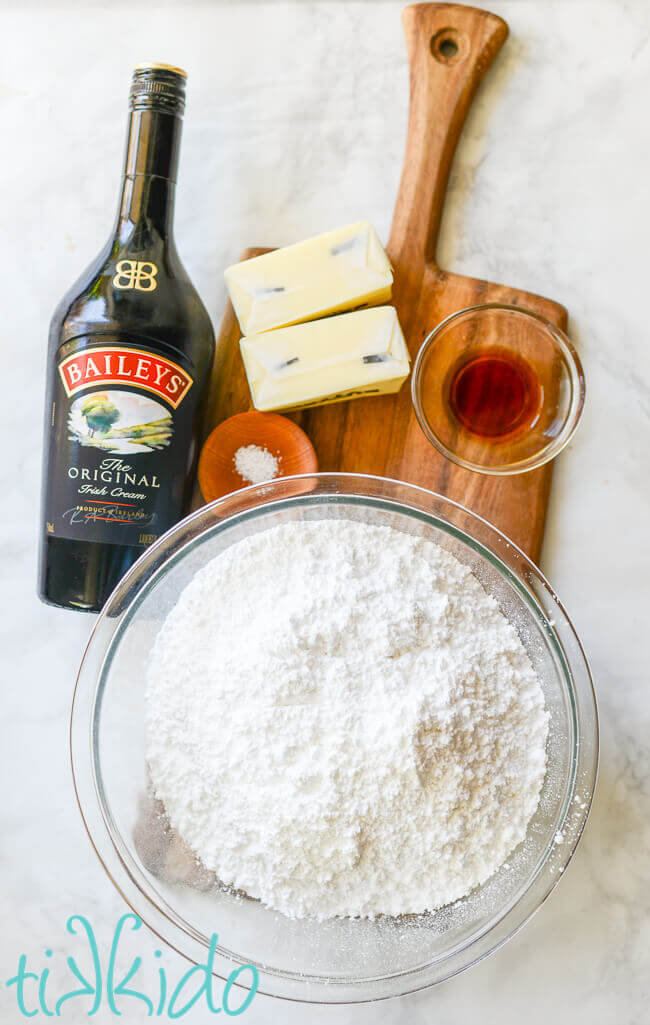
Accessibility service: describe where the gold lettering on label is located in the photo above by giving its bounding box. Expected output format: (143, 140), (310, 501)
(112, 260), (159, 292)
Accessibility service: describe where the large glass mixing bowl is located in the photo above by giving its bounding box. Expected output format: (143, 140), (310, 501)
(71, 474), (598, 1003)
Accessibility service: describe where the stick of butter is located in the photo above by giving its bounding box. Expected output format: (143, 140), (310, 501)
(225, 221), (393, 335)
(240, 306), (410, 412)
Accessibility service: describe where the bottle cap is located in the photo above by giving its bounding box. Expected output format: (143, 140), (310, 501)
(130, 63), (187, 115)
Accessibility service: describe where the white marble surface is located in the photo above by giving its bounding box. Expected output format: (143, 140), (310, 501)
(2, 0), (649, 1021)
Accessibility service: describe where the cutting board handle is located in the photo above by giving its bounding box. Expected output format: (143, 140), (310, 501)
(388, 3), (508, 269)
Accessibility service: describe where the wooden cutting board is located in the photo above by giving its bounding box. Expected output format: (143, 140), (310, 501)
(198, 2), (568, 563)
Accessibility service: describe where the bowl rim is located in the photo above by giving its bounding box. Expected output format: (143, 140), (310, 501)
(70, 472), (598, 1004)
(411, 302), (586, 476)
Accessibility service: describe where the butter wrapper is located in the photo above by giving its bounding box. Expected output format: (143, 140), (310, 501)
(240, 306), (410, 412)
(226, 221), (393, 335)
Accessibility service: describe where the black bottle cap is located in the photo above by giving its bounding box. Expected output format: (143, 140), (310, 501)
(130, 63), (187, 115)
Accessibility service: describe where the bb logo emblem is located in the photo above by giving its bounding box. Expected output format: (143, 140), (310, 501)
(112, 260), (158, 292)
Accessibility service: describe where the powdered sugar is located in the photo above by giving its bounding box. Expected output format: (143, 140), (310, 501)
(145, 519), (548, 920)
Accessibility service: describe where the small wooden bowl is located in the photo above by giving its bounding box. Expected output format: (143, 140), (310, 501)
(198, 411), (318, 503)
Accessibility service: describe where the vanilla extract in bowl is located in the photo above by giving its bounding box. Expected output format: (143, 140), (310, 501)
(446, 346), (542, 439)
(411, 303), (585, 475)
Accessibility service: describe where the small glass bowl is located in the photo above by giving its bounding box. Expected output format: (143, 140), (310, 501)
(411, 303), (585, 475)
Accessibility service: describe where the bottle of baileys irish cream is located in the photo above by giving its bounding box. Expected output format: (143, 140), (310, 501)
(39, 64), (215, 611)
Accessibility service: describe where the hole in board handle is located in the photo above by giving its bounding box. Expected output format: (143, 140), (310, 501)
(439, 38), (458, 58)
(431, 28), (468, 64)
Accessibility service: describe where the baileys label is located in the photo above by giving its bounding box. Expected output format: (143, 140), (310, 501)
(45, 337), (198, 548)
(58, 345), (192, 408)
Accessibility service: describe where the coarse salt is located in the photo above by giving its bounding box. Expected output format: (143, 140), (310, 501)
(233, 443), (280, 484)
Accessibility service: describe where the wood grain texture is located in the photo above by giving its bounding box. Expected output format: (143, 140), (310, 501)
(198, 3), (568, 563)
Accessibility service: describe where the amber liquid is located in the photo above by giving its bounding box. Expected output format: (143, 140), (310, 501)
(448, 347), (541, 439)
